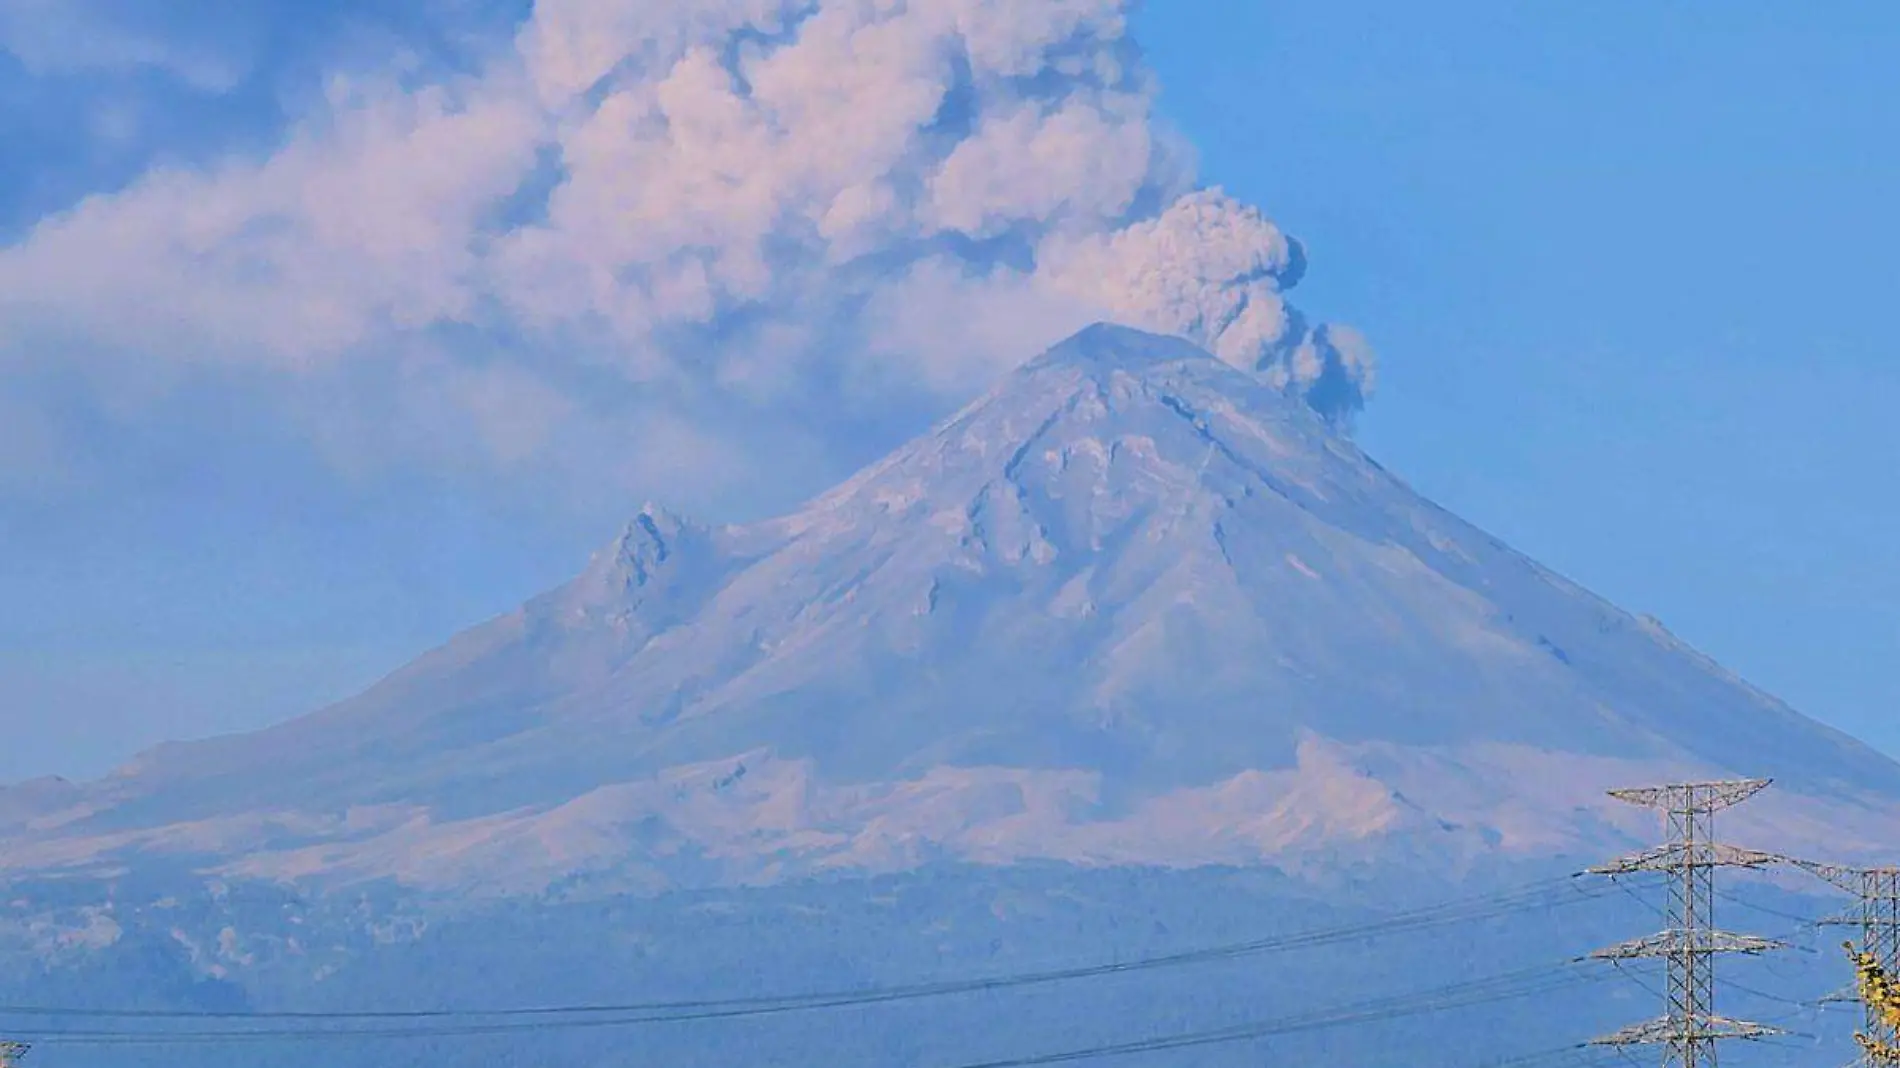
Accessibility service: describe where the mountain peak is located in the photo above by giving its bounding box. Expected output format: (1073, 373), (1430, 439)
(8, 326), (1898, 896)
(790, 322), (1342, 547)
(1022, 322), (1216, 375)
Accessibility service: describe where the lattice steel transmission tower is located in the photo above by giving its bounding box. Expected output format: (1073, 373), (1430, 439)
(1802, 862), (1900, 1065)
(1588, 779), (1785, 1068)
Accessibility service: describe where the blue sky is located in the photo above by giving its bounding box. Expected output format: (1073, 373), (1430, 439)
(1137, 0), (1900, 758)
(1, 1), (1896, 781)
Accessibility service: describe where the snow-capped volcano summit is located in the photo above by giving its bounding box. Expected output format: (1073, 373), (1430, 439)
(5, 324), (1896, 892)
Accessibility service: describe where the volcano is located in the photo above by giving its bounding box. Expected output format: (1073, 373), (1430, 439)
(5, 324), (1896, 894)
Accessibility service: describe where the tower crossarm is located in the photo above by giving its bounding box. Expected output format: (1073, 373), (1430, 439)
(1593, 930), (1785, 961)
(1606, 779), (1772, 813)
(1589, 842), (1784, 876)
(1825, 983), (1865, 1005)
(1591, 1015), (1785, 1047)
(0, 1042), (28, 1066)
(1796, 861), (1900, 898)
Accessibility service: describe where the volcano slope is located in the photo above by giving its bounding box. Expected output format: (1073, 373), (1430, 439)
(3, 323), (1897, 893)
(0, 325), (1892, 1068)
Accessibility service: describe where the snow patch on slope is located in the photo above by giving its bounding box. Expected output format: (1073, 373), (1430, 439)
(9, 738), (1893, 897)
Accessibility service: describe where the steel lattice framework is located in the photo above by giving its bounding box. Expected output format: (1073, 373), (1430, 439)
(0, 1041), (27, 1066)
(1804, 862), (1900, 1065)
(1589, 779), (1784, 1068)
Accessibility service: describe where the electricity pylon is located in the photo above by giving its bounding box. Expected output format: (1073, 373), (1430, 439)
(1804, 862), (1900, 1065)
(0, 1041), (28, 1066)
(1589, 779), (1786, 1068)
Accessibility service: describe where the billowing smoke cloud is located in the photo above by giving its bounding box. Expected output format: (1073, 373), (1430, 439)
(1046, 189), (1373, 420)
(0, 0), (1374, 506)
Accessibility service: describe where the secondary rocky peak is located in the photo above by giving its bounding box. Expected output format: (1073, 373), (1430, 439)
(556, 502), (717, 625)
(605, 503), (694, 579)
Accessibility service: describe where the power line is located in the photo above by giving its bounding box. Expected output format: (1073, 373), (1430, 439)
(1720, 975), (1820, 1013)
(933, 968), (1602, 1068)
(13, 955), (1613, 1050)
(0, 871), (1605, 1028)
(15, 819), (1861, 1066)
(1710, 886), (1824, 929)
(15, 835), (1867, 1065)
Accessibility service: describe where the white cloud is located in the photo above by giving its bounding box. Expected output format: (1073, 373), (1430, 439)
(926, 96), (1155, 238)
(0, 74), (544, 368)
(0, 0), (1375, 506)
(860, 260), (1099, 397)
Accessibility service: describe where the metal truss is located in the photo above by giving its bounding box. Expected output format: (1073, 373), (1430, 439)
(1589, 779), (1783, 1068)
